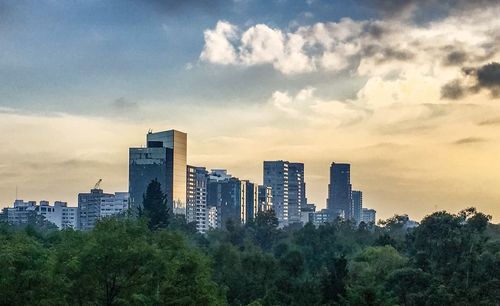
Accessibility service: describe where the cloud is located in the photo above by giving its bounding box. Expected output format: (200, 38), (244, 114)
(452, 137), (487, 145)
(442, 62), (500, 100)
(200, 7), (500, 78)
(441, 80), (465, 100)
(141, 0), (229, 14)
(112, 97), (139, 111)
(478, 117), (500, 126)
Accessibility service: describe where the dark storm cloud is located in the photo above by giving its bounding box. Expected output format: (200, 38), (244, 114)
(443, 50), (468, 66)
(441, 63), (500, 100)
(452, 137), (487, 145)
(441, 80), (465, 100)
(362, 44), (414, 63)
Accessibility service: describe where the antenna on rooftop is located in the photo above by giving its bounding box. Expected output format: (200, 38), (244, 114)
(148, 128), (153, 134)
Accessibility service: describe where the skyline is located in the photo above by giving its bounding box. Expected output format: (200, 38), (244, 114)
(1, 1), (500, 222)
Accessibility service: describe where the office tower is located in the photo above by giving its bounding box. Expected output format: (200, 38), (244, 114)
(186, 166), (209, 233)
(78, 188), (113, 230)
(362, 208), (376, 225)
(245, 181), (258, 221)
(206, 170), (247, 227)
(327, 163), (352, 220)
(258, 185), (273, 212)
(100, 192), (129, 219)
(129, 129), (187, 215)
(352, 190), (363, 225)
(263, 161), (289, 226)
(288, 162), (306, 224)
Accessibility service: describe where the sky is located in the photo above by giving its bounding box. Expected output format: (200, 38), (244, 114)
(1, 0), (500, 222)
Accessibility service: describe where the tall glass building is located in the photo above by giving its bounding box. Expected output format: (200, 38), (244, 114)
(327, 162), (352, 220)
(352, 190), (363, 225)
(129, 130), (187, 215)
(263, 160), (289, 226)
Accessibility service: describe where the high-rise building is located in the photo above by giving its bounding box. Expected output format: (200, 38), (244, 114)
(288, 162), (306, 224)
(78, 188), (113, 230)
(186, 166), (209, 233)
(327, 163), (352, 220)
(257, 185), (273, 213)
(263, 160), (307, 226)
(129, 129), (187, 215)
(39, 201), (78, 229)
(263, 161), (289, 226)
(362, 208), (376, 225)
(352, 190), (363, 225)
(245, 181), (258, 221)
(206, 170), (247, 227)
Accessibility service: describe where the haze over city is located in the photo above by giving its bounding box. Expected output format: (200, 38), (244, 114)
(1, 0), (500, 222)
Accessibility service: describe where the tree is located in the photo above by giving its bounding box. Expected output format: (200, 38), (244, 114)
(140, 179), (170, 230)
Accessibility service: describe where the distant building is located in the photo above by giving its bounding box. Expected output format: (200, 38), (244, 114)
(186, 166), (209, 233)
(245, 181), (258, 222)
(264, 161), (289, 226)
(352, 190), (363, 224)
(100, 192), (129, 219)
(38, 201), (78, 229)
(129, 130), (187, 215)
(2, 200), (37, 225)
(313, 209), (331, 226)
(362, 208), (376, 225)
(327, 163), (352, 220)
(288, 162), (306, 224)
(207, 170), (247, 227)
(257, 185), (273, 212)
(1, 200), (78, 229)
(300, 203), (316, 224)
(207, 206), (218, 229)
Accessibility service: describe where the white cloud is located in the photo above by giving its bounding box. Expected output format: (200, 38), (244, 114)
(200, 21), (239, 65)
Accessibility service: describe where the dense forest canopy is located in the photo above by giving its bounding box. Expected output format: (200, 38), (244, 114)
(0, 187), (499, 306)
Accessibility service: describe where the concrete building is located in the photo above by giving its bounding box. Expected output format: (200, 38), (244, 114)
(327, 163), (352, 220)
(313, 209), (331, 226)
(352, 190), (363, 225)
(362, 208), (377, 225)
(288, 162), (306, 224)
(186, 166), (209, 233)
(263, 161), (289, 226)
(207, 206), (218, 229)
(100, 192), (129, 219)
(257, 185), (273, 213)
(78, 188), (113, 230)
(1, 200), (78, 229)
(129, 129), (187, 215)
(38, 201), (78, 229)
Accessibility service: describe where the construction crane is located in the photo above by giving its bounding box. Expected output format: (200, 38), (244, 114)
(94, 179), (102, 190)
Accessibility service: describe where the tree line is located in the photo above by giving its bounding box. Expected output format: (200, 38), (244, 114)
(0, 180), (499, 305)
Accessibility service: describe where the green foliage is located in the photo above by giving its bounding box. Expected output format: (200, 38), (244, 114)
(0, 207), (498, 305)
(140, 179), (170, 230)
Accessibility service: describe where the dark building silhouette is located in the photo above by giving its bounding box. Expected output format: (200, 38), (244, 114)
(288, 162), (306, 224)
(327, 162), (352, 220)
(352, 190), (363, 224)
(207, 176), (246, 227)
(263, 161), (289, 226)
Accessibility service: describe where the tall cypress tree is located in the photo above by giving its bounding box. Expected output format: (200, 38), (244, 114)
(140, 179), (170, 230)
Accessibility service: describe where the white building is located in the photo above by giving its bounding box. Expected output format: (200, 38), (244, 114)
(100, 192), (129, 219)
(207, 206), (218, 230)
(38, 201), (78, 229)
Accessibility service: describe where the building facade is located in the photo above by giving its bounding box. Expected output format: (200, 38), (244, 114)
(327, 163), (353, 220)
(100, 192), (129, 219)
(129, 130), (187, 215)
(78, 188), (114, 230)
(352, 190), (363, 225)
(257, 185), (273, 213)
(263, 161), (289, 226)
(186, 166), (209, 233)
(288, 162), (306, 224)
(362, 208), (376, 225)
(245, 181), (258, 222)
